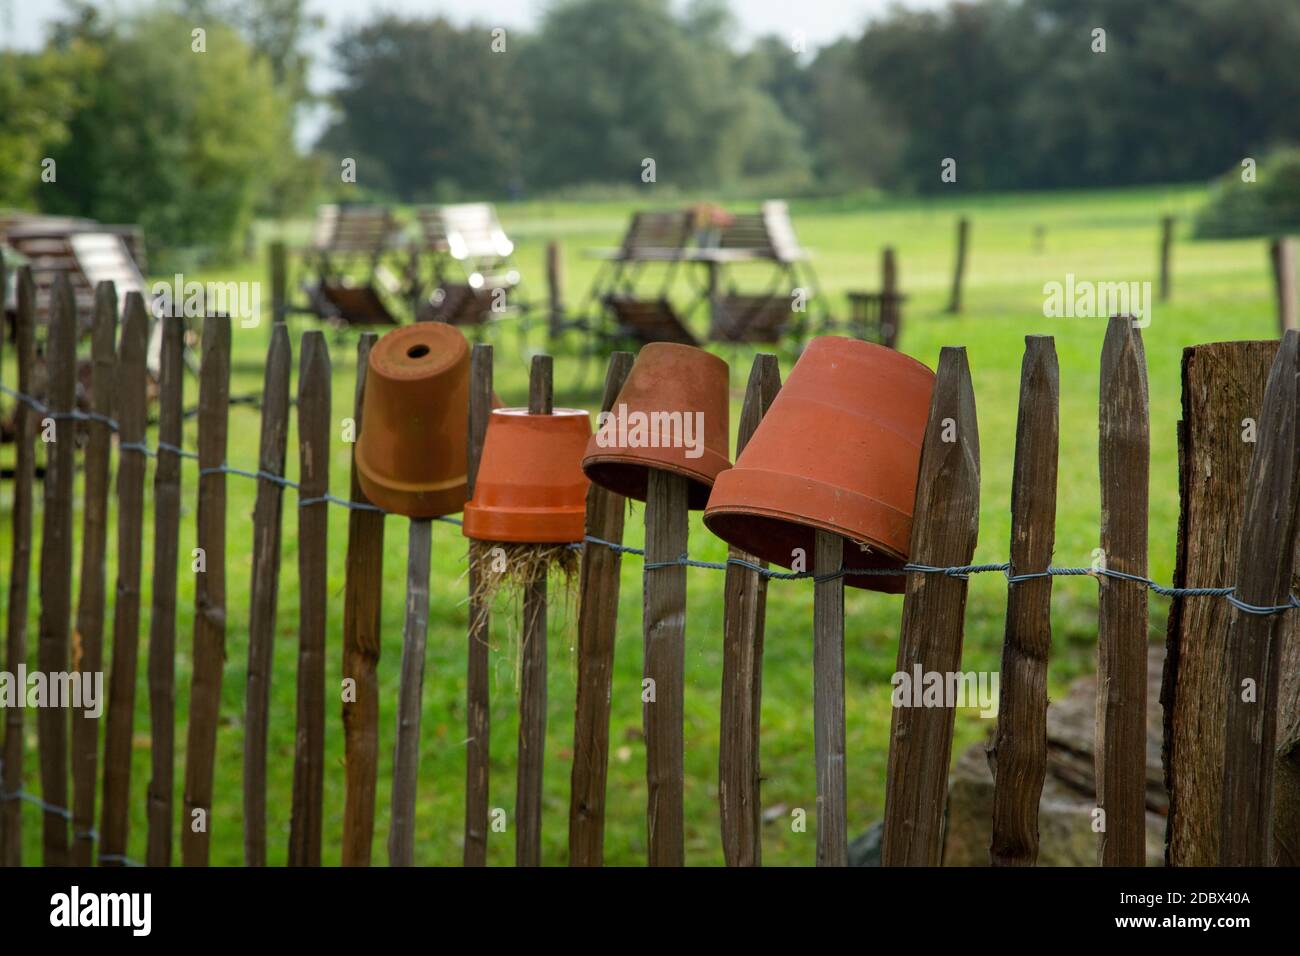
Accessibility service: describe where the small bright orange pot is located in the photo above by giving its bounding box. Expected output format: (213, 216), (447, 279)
(703, 336), (935, 592)
(355, 322), (473, 517)
(463, 408), (593, 543)
(581, 342), (730, 509)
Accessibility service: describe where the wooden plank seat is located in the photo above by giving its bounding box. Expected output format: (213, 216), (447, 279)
(603, 294), (699, 347)
(709, 294), (795, 344)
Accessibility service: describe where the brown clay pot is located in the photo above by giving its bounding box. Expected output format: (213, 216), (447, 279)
(462, 408), (593, 543)
(581, 342), (730, 509)
(703, 336), (935, 592)
(355, 322), (473, 517)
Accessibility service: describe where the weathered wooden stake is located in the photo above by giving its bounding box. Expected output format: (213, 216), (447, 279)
(145, 316), (185, 867)
(812, 530), (847, 867)
(389, 518), (432, 866)
(342, 332), (385, 867)
(882, 346), (981, 866)
(1159, 216), (1174, 302)
(1220, 329), (1300, 865)
(946, 218), (969, 314)
(270, 239), (288, 326)
(181, 315), (232, 867)
(1097, 316), (1149, 867)
(71, 282), (117, 866)
(517, 354), (554, 866)
(1271, 237), (1297, 334)
(568, 350), (634, 866)
(881, 247), (901, 349)
(464, 343), (493, 866)
(243, 324), (292, 866)
(547, 241), (565, 340)
(36, 275), (77, 866)
(97, 294), (149, 865)
(989, 335), (1059, 866)
(290, 330), (331, 866)
(1, 267), (37, 867)
(719, 353), (781, 867)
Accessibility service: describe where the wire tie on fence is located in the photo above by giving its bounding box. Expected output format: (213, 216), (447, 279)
(117, 441), (155, 457)
(1225, 592), (1300, 616)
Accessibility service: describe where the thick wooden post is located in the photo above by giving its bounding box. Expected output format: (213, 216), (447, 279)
(70, 282), (117, 866)
(1, 267), (38, 867)
(145, 316), (185, 867)
(36, 275), (77, 866)
(946, 218), (969, 314)
(517, 354), (554, 866)
(464, 343), (493, 866)
(1159, 216), (1174, 302)
(882, 346), (981, 866)
(813, 530), (847, 866)
(1220, 330), (1300, 865)
(243, 324), (292, 866)
(1271, 238), (1297, 334)
(388, 518), (432, 866)
(1097, 316), (1150, 867)
(181, 315), (232, 867)
(290, 331), (331, 866)
(989, 335), (1059, 866)
(97, 294), (149, 865)
(719, 354), (781, 867)
(643, 469), (690, 866)
(342, 332), (385, 867)
(568, 350), (634, 866)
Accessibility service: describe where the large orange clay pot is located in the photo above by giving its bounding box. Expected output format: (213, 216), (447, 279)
(581, 342), (730, 509)
(703, 337), (935, 593)
(462, 408), (593, 543)
(355, 322), (473, 517)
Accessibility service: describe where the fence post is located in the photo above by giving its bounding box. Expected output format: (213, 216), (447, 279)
(946, 218), (969, 314)
(813, 530), (847, 866)
(547, 240), (565, 340)
(1097, 315), (1150, 867)
(181, 314), (232, 867)
(389, 517), (432, 866)
(517, 354), (554, 866)
(70, 282), (117, 866)
(1271, 237), (1297, 334)
(881, 247), (901, 349)
(464, 343), (493, 866)
(243, 324), (292, 866)
(720, 353), (781, 867)
(271, 239), (288, 326)
(145, 316), (185, 867)
(989, 335), (1059, 866)
(1159, 216), (1175, 302)
(568, 350), (634, 866)
(643, 468), (690, 866)
(882, 346), (981, 866)
(342, 332), (385, 867)
(1220, 330), (1300, 865)
(97, 294), (149, 865)
(1, 267), (38, 867)
(36, 274), (78, 866)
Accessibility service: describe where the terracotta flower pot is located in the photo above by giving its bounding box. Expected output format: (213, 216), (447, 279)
(355, 322), (474, 517)
(703, 336), (935, 592)
(462, 408), (593, 543)
(581, 342), (731, 509)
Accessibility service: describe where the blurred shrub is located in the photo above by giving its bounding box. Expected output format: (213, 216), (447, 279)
(1195, 148), (1300, 239)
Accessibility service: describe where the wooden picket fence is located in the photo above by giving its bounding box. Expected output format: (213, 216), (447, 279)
(1, 264), (1297, 867)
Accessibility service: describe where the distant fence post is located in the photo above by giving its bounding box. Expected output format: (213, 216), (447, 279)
(36, 275), (77, 866)
(1097, 316), (1149, 867)
(1271, 237), (1297, 333)
(946, 218), (969, 314)
(1220, 330), (1300, 865)
(181, 314), (232, 867)
(989, 335), (1058, 866)
(881, 247), (901, 349)
(547, 240), (565, 340)
(464, 344), (493, 866)
(1159, 216), (1175, 302)
(882, 346), (980, 866)
(98, 294), (148, 866)
(145, 316), (185, 867)
(342, 332), (385, 867)
(568, 351), (634, 867)
(270, 239), (288, 327)
(719, 354), (781, 867)
(1, 267), (38, 867)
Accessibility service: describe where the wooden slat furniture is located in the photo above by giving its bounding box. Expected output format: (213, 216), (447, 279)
(415, 203), (520, 325)
(301, 205), (403, 326)
(602, 295), (700, 347)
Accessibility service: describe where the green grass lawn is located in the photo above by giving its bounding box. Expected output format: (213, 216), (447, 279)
(2, 183), (1283, 866)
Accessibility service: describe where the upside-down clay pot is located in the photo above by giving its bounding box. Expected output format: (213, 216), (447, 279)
(703, 336), (935, 593)
(581, 342), (730, 509)
(462, 408), (593, 543)
(355, 322), (474, 517)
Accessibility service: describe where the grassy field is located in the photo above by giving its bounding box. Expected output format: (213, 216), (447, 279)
(2, 183), (1283, 866)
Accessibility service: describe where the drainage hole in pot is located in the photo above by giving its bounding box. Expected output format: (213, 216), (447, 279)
(407, 344), (430, 359)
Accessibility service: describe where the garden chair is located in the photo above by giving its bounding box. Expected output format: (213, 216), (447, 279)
(300, 204), (405, 327)
(414, 203), (521, 326)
